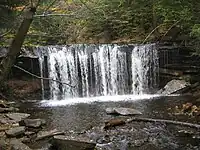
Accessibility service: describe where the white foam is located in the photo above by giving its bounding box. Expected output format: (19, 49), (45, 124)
(40, 94), (165, 107)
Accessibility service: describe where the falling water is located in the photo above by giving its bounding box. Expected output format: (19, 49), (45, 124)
(132, 44), (158, 94)
(37, 44), (159, 100)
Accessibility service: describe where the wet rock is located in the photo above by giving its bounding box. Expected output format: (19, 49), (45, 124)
(134, 138), (148, 147)
(0, 138), (9, 150)
(178, 130), (194, 137)
(20, 136), (31, 143)
(6, 126), (25, 137)
(0, 131), (6, 138)
(50, 135), (96, 150)
(25, 131), (35, 136)
(6, 113), (30, 122)
(21, 119), (46, 128)
(0, 115), (16, 124)
(36, 129), (64, 141)
(33, 144), (52, 150)
(192, 135), (200, 139)
(96, 135), (111, 144)
(0, 107), (19, 113)
(10, 138), (32, 150)
(157, 79), (190, 95)
(0, 124), (12, 131)
(0, 100), (8, 108)
(106, 107), (142, 116)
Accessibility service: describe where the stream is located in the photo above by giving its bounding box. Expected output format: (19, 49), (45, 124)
(18, 94), (200, 150)
(7, 44), (200, 149)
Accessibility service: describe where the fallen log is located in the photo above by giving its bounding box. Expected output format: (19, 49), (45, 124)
(14, 65), (76, 87)
(127, 117), (200, 129)
(159, 68), (183, 76)
(104, 118), (126, 130)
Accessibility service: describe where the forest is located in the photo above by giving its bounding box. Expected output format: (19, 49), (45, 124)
(1, 0), (200, 46)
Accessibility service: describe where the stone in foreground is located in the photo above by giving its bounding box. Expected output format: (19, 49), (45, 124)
(10, 138), (32, 150)
(106, 107), (142, 116)
(50, 135), (96, 150)
(6, 126), (25, 137)
(6, 113), (30, 122)
(22, 119), (46, 128)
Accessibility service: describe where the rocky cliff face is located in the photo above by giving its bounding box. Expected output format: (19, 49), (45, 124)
(1, 43), (200, 100)
(158, 43), (200, 88)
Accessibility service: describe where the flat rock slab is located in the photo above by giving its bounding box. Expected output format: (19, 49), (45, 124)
(6, 126), (25, 137)
(6, 113), (30, 122)
(36, 129), (64, 141)
(51, 135), (96, 150)
(106, 107), (142, 116)
(10, 138), (32, 150)
(21, 119), (46, 128)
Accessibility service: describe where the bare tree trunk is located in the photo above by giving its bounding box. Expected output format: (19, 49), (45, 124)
(0, 3), (38, 83)
(152, 0), (159, 39)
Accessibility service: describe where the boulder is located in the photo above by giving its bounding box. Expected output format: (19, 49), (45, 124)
(10, 138), (32, 150)
(36, 129), (64, 141)
(6, 113), (30, 122)
(157, 79), (190, 95)
(6, 126), (25, 137)
(21, 119), (46, 128)
(50, 135), (96, 150)
(106, 107), (142, 116)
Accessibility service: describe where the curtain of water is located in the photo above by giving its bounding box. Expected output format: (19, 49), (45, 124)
(37, 44), (159, 100)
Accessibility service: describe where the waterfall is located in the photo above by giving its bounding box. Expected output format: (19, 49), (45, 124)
(37, 44), (159, 100)
(131, 44), (158, 94)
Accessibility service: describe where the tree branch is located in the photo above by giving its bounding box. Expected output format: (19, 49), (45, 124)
(13, 65), (76, 88)
(142, 23), (164, 44)
(34, 13), (75, 17)
(127, 117), (200, 129)
(43, 0), (57, 14)
(0, 29), (13, 38)
(160, 19), (182, 41)
(142, 20), (181, 44)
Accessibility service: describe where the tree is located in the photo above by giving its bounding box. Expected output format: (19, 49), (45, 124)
(0, 0), (40, 83)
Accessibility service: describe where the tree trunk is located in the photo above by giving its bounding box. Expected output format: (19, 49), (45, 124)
(152, 0), (159, 38)
(0, 5), (37, 83)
